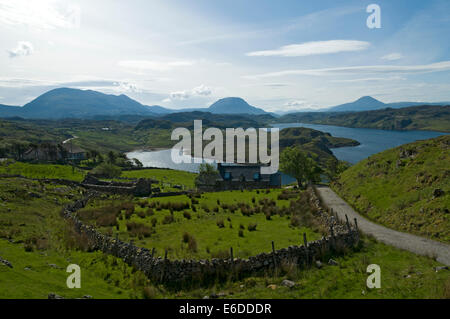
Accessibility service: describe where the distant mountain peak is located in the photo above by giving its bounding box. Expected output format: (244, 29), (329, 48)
(356, 96), (381, 102)
(208, 97), (267, 115)
(327, 96), (386, 112)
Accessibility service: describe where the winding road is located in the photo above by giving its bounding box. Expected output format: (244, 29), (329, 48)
(315, 186), (450, 266)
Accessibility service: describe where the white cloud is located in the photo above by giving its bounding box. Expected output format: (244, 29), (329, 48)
(0, 0), (81, 29)
(113, 81), (141, 93)
(170, 90), (191, 100)
(332, 76), (405, 83)
(246, 40), (370, 57)
(169, 84), (212, 100)
(246, 61), (450, 78)
(284, 100), (305, 107)
(381, 53), (404, 61)
(192, 84), (211, 96)
(7, 41), (34, 58)
(118, 60), (194, 72)
(0, 77), (54, 87)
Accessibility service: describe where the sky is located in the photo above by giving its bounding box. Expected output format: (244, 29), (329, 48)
(1, 0), (450, 112)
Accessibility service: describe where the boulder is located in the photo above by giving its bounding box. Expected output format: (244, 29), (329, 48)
(0, 257), (13, 268)
(434, 266), (448, 272)
(281, 280), (296, 288)
(433, 189), (445, 198)
(328, 259), (339, 266)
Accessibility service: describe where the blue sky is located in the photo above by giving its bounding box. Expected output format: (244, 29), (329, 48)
(0, 0), (449, 111)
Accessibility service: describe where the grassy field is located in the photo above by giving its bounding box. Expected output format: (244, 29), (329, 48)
(121, 168), (197, 190)
(77, 189), (323, 260)
(0, 177), (448, 298)
(162, 236), (450, 299)
(0, 162), (197, 191)
(0, 161), (86, 181)
(332, 135), (450, 243)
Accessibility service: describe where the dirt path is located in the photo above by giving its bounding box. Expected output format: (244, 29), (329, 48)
(315, 186), (450, 266)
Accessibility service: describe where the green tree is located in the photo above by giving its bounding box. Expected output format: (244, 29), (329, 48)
(280, 146), (322, 189)
(91, 163), (122, 178)
(107, 151), (117, 164)
(195, 163), (219, 188)
(325, 158), (351, 181)
(133, 158), (143, 168)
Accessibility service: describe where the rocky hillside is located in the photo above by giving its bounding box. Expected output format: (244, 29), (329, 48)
(332, 135), (450, 243)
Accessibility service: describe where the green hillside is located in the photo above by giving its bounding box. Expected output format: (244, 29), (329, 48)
(278, 105), (450, 132)
(332, 135), (450, 243)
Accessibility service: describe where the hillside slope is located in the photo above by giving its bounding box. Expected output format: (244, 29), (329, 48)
(21, 88), (158, 118)
(332, 135), (450, 243)
(278, 105), (450, 132)
(327, 96), (386, 112)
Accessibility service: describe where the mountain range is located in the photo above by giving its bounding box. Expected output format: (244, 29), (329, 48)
(0, 87), (448, 119)
(325, 96), (449, 112)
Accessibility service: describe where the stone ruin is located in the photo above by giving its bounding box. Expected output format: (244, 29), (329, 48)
(81, 175), (152, 197)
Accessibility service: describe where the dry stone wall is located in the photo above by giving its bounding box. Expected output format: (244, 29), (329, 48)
(62, 189), (359, 286)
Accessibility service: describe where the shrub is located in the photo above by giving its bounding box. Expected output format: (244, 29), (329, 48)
(97, 213), (118, 227)
(211, 249), (230, 259)
(126, 222), (152, 238)
(183, 211), (191, 220)
(182, 232), (190, 243)
(142, 286), (157, 299)
(188, 236), (197, 252)
(137, 210), (146, 218)
(182, 232), (197, 252)
(290, 214), (301, 227)
(247, 223), (257, 231)
(443, 278), (450, 299)
(162, 214), (175, 224)
(216, 219), (225, 228)
(146, 208), (154, 216)
(238, 229), (244, 237)
(151, 217), (157, 227)
(90, 163), (121, 178)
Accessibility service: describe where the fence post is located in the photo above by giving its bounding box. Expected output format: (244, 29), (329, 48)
(345, 214), (351, 231)
(303, 233), (309, 266)
(329, 225), (335, 250)
(160, 249), (168, 283)
(271, 241), (277, 270)
(230, 246), (234, 279)
(151, 247), (155, 258)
